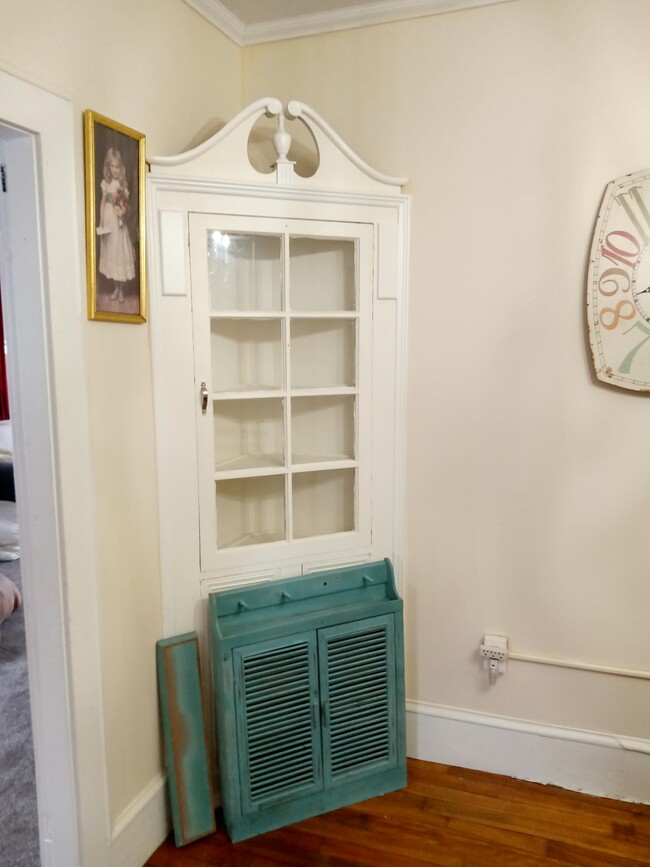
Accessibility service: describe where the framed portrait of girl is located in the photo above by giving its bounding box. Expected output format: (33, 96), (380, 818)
(84, 110), (146, 323)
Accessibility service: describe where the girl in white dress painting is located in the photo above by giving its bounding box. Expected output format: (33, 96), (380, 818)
(97, 147), (135, 304)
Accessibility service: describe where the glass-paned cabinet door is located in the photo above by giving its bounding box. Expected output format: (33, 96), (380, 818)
(189, 213), (373, 571)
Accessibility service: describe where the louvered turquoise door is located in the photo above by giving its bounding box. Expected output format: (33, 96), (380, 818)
(233, 632), (323, 814)
(318, 615), (397, 787)
(231, 616), (398, 816)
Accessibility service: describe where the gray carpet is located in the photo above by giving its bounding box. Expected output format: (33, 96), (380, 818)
(0, 558), (40, 867)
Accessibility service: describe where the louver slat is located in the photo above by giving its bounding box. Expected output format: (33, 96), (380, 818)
(234, 634), (322, 814)
(321, 616), (396, 782)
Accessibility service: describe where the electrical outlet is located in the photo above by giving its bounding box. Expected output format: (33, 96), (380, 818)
(480, 633), (508, 680)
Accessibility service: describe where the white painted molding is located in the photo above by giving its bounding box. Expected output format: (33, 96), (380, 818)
(184, 0), (516, 45)
(148, 97), (281, 168)
(149, 98), (407, 193)
(110, 774), (169, 867)
(286, 100), (408, 188)
(406, 700), (650, 804)
(183, 0), (245, 44)
(111, 773), (167, 842)
(0, 68), (101, 867)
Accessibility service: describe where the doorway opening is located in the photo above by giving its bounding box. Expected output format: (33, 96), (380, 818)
(0, 270), (38, 863)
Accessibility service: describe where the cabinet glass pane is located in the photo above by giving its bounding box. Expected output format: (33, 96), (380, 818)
(207, 232), (282, 311)
(290, 320), (356, 388)
(289, 238), (356, 311)
(212, 319), (283, 392)
(293, 469), (355, 539)
(214, 399), (285, 471)
(291, 396), (355, 464)
(216, 476), (286, 548)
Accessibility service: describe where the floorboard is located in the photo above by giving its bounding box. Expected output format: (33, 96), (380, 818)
(146, 759), (650, 866)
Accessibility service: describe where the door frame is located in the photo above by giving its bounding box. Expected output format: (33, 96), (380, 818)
(0, 69), (107, 866)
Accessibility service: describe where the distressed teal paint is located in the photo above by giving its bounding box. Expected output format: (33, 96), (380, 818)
(319, 614), (397, 786)
(210, 559), (407, 842)
(156, 632), (215, 846)
(234, 630), (324, 815)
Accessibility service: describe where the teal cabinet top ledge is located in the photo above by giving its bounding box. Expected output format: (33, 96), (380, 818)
(210, 559), (401, 645)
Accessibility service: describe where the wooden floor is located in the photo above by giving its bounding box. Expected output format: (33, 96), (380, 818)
(146, 759), (650, 866)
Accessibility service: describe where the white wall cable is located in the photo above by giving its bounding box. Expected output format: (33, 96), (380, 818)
(508, 649), (650, 681)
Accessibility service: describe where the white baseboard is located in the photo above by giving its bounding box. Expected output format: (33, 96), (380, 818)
(109, 773), (169, 867)
(406, 700), (650, 805)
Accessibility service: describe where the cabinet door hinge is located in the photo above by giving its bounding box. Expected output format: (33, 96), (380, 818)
(1, 164), (7, 193)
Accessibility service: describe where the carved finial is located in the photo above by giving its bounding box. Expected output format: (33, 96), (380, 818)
(273, 113), (291, 161)
(273, 112), (295, 184)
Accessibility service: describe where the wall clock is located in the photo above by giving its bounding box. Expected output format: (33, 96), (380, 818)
(588, 168), (650, 391)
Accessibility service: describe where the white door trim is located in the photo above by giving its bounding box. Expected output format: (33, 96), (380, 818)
(0, 68), (108, 866)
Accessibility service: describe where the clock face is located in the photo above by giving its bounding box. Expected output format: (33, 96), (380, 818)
(588, 169), (650, 391)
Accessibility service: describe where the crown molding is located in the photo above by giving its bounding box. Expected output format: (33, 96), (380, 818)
(184, 0), (515, 46)
(184, 0), (246, 44)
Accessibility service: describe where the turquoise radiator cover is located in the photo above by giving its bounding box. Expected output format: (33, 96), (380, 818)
(210, 559), (406, 842)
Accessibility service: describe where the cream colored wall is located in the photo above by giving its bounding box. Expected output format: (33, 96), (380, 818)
(0, 0), (241, 825)
(243, 0), (650, 745)
(4, 0), (649, 842)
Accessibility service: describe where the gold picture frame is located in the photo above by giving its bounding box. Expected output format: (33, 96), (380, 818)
(84, 110), (146, 323)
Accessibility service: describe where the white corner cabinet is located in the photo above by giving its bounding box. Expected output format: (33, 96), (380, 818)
(148, 99), (409, 633)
